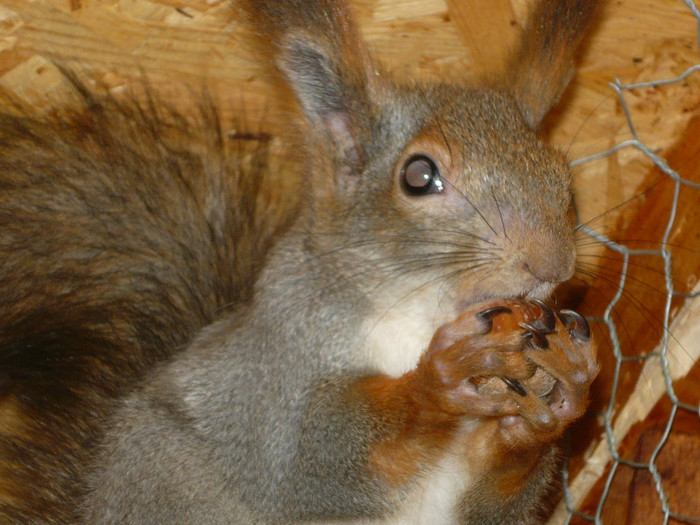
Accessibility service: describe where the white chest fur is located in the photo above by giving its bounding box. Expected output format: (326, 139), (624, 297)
(357, 288), (457, 377)
(375, 437), (474, 525)
(343, 293), (474, 523)
(311, 425), (477, 525)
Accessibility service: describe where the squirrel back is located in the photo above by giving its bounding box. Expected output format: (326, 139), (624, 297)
(0, 1), (600, 523)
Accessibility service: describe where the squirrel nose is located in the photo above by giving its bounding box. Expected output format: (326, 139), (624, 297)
(520, 245), (575, 284)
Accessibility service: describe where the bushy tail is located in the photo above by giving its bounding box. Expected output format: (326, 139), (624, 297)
(0, 76), (292, 523)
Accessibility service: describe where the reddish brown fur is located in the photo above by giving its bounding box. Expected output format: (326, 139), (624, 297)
(357, 372), (460, 487)
(356, 300), (597, 504)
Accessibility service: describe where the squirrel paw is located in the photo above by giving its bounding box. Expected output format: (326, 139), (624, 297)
(504, 305), (599, 443)
(420, 299), (598, 443)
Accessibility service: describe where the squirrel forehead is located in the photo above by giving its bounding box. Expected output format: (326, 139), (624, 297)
(389, 87), (571, 189)
(390, 86), (548, 160)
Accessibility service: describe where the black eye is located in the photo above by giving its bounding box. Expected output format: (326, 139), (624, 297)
(400, 155), (443, 196)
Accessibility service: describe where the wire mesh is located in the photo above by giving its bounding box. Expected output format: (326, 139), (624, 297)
(558, 0), (700, 522)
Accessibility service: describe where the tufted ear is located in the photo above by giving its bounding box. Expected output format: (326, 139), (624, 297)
(504, 0), (600, 128)
(276, 33), (370, 175)
(242, 0), (376, 177)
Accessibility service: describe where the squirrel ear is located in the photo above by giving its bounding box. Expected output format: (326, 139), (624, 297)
(241, 0), (375, 175)
(277, 35), (368, 172)
(504, 0), (600, 128)
(279, 37), (351, 123)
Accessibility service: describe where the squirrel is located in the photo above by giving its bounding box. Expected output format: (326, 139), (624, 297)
(0, 0), (600, 523)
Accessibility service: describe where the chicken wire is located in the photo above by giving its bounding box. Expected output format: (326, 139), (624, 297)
(557, 0), (700, 522)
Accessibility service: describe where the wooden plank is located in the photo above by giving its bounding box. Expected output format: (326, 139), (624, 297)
(445, 0), (521, 77)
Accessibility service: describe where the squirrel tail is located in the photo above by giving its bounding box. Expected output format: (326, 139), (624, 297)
(0, 74), (292, 523)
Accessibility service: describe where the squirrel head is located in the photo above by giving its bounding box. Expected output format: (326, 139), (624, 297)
(246, 0), (596, 314)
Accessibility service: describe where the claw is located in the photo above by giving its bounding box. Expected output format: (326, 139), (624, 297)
(519, 322), (549, 349)
(530, 299), (556, 333)
(502, 377), (528, 396)
(559, 310), (590, 342)
(476, 306), (512, 332)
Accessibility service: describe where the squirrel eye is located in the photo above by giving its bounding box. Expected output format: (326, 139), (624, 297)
(400, 155), (443, 196)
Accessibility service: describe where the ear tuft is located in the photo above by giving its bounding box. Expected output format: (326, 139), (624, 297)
(240, 0), (377, 176)
(504, 0), (601, 128)
(279, 36), (350, 123)
(279, 35), (367, 173)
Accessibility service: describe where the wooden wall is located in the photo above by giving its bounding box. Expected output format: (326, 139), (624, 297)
(0, 0), (698, 221)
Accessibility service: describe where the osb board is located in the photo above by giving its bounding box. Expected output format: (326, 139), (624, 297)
(0, 0), (698, 225)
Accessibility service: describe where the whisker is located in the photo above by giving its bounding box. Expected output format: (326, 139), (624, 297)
(564, 91), (617, 157)
(574, 176), (666, 230)
(272, 244), (497, 323)
(577, 236), (700, 255)
(576, 257), (692, 296)
(574, 267), (667, 345)
(440, 176), (500, 239)
(491, 186), (510, 242)
(573, 269), (697, 367)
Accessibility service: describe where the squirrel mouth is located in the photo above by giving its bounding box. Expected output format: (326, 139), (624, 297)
(455, 284), (556, 316)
